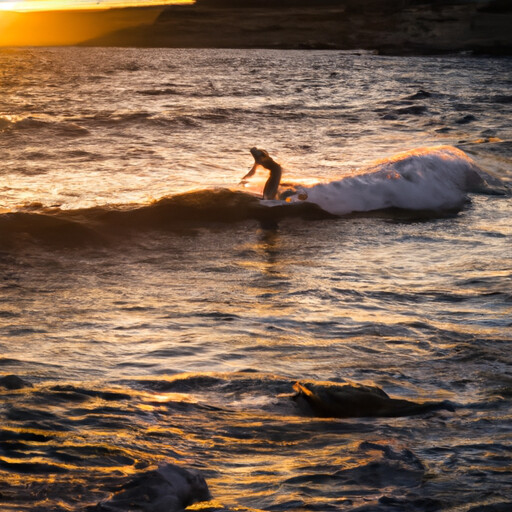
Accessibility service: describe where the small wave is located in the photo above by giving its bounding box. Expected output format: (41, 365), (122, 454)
(395, 105), (429, 116)
(137, 88), (180, 96)
(132, 371), (293, 397)
(82, 111), (201, 129)
(89, 111), (153, 126)
(0, 190), (329, 247)
(404, 89), (433, 100)
(118, 62), (141, 72)
(0, 114), (89, 136)
(478, 94), (512, 104)
(0, 211), (105, 248)
(283, 441), (425, 492)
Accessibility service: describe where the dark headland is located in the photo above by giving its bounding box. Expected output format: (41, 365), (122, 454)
(83, 0), (512, 55)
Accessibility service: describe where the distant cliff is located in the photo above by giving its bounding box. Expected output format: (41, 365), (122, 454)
(83, 0), (512, 56)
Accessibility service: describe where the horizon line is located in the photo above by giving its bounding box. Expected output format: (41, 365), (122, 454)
(0, 0), (193, 13)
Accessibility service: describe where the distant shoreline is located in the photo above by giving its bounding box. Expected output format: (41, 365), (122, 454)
(79, 1), (512, 56)
(1, 0), (511, 55)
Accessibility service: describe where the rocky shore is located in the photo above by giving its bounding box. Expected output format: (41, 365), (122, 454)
(83, 0), (512, 56)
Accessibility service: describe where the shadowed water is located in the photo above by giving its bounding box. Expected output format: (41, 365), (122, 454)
(0, 48), (511, 512)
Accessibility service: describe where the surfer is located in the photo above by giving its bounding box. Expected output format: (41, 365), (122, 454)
(240, 147), (282, 200)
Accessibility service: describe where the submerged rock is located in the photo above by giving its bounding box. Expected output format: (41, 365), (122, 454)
(456, 114), (477, 125)
(0, 375), (32, 390)
(92, 463), (210, 512)
(293, 381), (453, 418)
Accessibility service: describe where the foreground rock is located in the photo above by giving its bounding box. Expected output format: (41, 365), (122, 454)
(92, 464), (210, 512)
(0, 375), (32, 390)
(294, 381), (454, 418)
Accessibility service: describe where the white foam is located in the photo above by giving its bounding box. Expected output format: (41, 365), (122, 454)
(285, 146), (485, 215)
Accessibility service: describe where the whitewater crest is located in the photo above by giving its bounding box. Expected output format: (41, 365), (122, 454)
(281, 145), (500, 215)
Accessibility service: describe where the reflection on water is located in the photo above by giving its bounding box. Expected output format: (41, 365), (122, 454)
(0, 48), (511, 511)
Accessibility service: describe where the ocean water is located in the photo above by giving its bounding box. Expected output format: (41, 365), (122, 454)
(0, 48), (511, 512)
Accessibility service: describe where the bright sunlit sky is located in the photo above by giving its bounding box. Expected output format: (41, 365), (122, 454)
(0, 0), (192, 10)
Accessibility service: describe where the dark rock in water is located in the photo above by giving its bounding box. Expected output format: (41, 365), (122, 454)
(491, 95), (512, 104)
(91, 463), (210, 512)
(0, 375), (32, 390)
(406, 89), (432, 100)
(456, 114), (477, 125)
(293, 381), (453, 418)
(478, 0), (512, 14)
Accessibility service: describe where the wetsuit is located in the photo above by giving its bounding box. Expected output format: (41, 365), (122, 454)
(241, 147), (282, 200)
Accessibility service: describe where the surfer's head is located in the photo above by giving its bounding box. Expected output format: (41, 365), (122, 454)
(250, 147), (269, 163)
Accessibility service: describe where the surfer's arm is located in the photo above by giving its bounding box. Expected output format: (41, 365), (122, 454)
(240, 163), (259, 184)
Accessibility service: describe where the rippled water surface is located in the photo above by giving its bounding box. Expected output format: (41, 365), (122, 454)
(0, 48), (511, 512)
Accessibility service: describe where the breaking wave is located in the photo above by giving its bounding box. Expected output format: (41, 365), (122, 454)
(0, 146), (506, 247)
(282, 145), (508, 215)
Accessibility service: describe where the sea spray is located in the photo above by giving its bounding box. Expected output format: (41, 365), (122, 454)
(287, 146), (489, 215)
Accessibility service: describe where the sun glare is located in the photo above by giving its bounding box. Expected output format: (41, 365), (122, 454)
(0, 1), (19, 10)
(0, 0), (192, 12)
(0, 0), (193, 45)
(0, 5), (164, 45)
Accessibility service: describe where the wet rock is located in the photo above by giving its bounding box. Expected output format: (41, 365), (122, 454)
(406, 89), (432, 100)
(456, 114), (477, 124)
(0, 374), (32, 390)
(490, 95), (512, 104)
(92, 463), (210, 512)
(293, 380), (454, 418)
